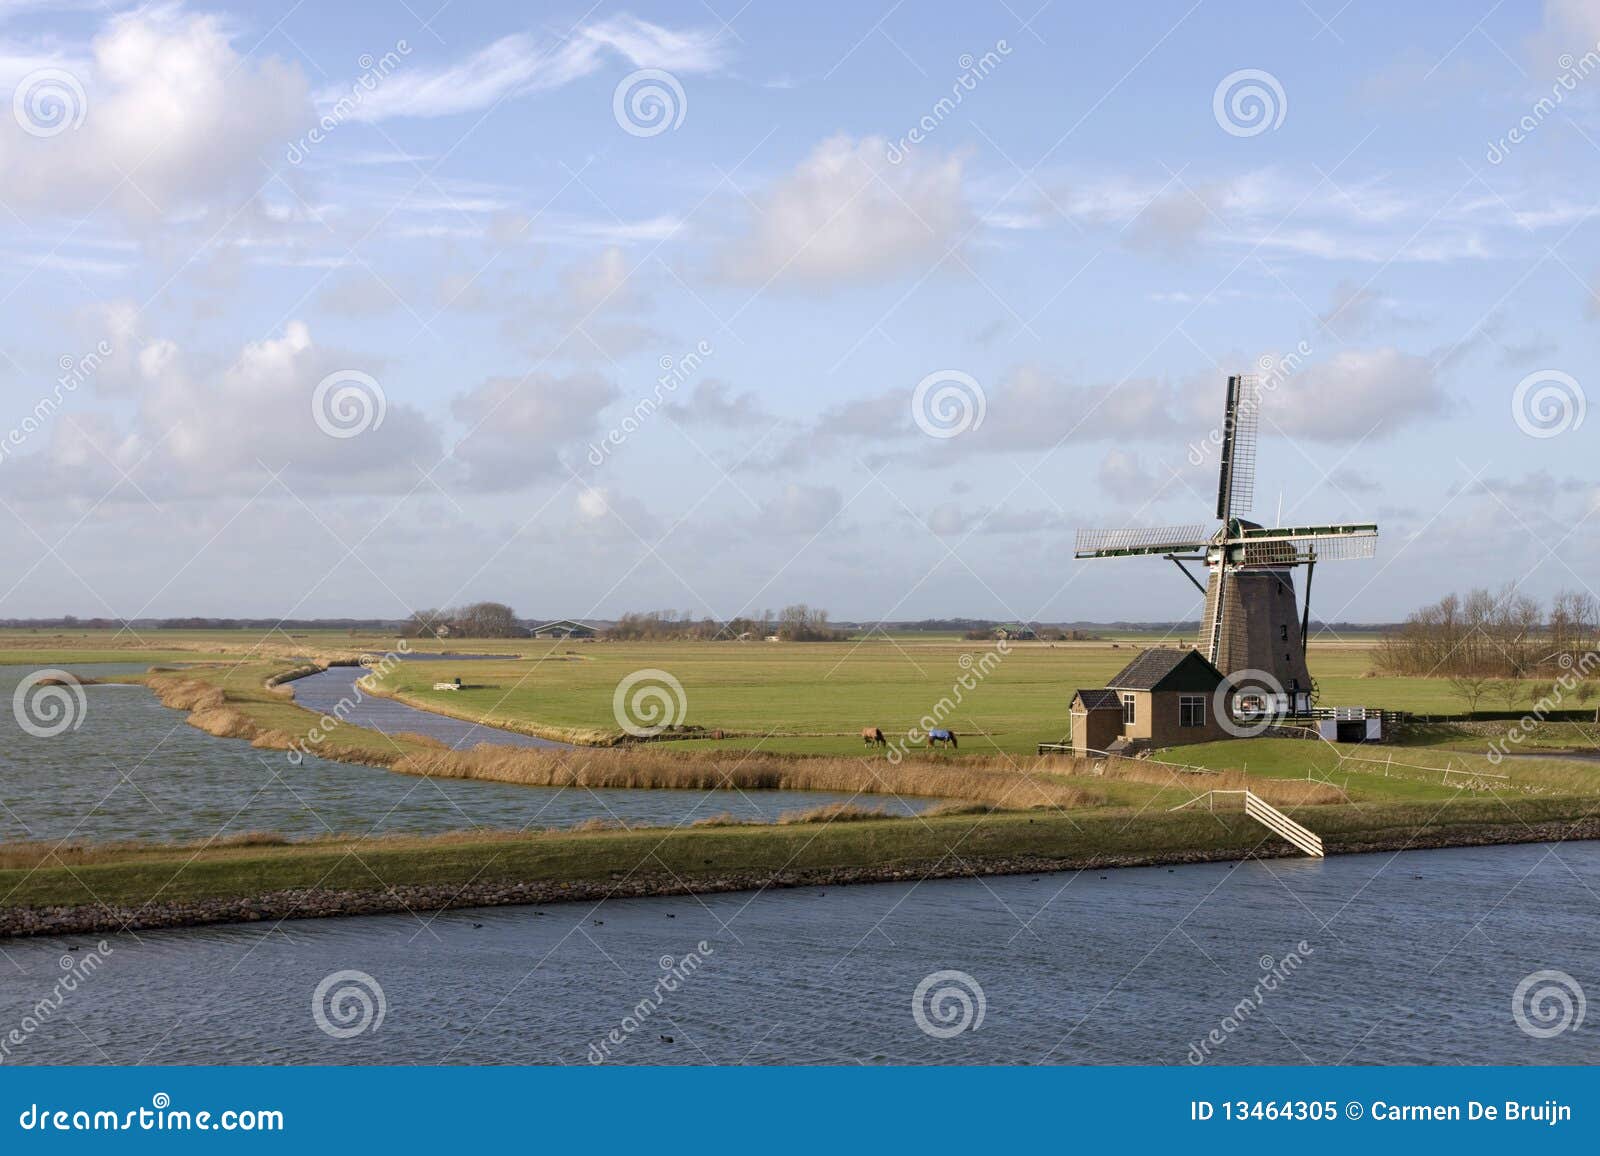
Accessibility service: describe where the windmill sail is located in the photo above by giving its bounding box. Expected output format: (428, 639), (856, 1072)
(1074, 525), (1211, 558)
(1214, 374), (1259, 522)
(1234, 523), (1377, 565)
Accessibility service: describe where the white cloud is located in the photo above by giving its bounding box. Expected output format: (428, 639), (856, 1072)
(331, 14), (728, 122)
(1269, 348), (1450, 441)
(1097, 449), (1164, 501)
(4, 320), (441, 500)
(0, 10), (309, 224)
(450, 371), (619, 490)
(560, 246), (640, 314)
(670, 380), (778, 429)
(758, 482), (843, 533)
(571, 485), (657, 539)
(716, 134), (970, 288)
(318, 269), (404, 317)
(924, 501), (1068, 536)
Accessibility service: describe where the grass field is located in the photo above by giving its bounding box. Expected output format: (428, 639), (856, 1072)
(6, 796), (1597, 914)
(357, 637), (1597, 756)
(4, 628), (1595, 758)
(0, 627), (1597, 923)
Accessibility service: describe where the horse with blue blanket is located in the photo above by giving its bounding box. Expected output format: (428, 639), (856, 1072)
(927, 728), (958, 750)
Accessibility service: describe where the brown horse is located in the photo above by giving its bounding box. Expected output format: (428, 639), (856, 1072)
(861, 726), (886, 748)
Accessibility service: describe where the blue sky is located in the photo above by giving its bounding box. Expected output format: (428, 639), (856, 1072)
(0, 0), (1594, 623)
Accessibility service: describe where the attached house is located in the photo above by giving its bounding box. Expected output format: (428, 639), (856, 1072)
(1070, 648), (1232, 755)
(1068, 688), (1123, 756)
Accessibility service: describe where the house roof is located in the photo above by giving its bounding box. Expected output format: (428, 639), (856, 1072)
(1106, 648), (1223, 692)
(1072, 688), (1122, 711)
(533, 619), (595, 632)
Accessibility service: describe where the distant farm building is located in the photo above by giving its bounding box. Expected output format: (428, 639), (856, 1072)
(532, 619), (597, 639)
(1070, 648), (1231, 756)
(994, 623), (1037, 641)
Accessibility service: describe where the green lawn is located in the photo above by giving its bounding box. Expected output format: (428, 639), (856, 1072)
(6, 796), (1597, 912)
(6, 628), (1593, 759)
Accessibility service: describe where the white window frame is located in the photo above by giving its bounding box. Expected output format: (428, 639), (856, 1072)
(1122, 693), (1137, 725)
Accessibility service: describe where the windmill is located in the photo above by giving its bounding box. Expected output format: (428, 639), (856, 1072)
(1075, 374), (1377, 713)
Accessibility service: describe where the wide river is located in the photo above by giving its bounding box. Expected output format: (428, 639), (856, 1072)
(0, 663), (920, 843)
(1, 841), (1596, 1064)
(3, 663), (1595, 1065)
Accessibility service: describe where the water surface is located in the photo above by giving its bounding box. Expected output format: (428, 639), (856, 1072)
(0, 664), (920, 844)
(3, 841), (1595, 1065)
(290, 663), (570, 751)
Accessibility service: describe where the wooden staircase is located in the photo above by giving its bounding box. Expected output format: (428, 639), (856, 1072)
(1169, 789), (1324, 857)
(1243, 791), (1324, 857)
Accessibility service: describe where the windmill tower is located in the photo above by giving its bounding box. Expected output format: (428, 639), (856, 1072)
(1075, 374), (1378, 714)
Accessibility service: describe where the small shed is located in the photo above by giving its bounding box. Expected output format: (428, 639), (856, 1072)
(1069, 688), (1123, 756)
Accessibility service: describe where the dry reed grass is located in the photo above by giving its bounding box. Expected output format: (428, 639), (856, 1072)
(776, 802), (897, 824)
(390, 745), (1103, 809)
(390, 731), (449, 749)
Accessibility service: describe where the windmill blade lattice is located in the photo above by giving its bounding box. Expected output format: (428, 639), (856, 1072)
(1214, 374), (1260, 521)
(1074, 524), (1212, 558)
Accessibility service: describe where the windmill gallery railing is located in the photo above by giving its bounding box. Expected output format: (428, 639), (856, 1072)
(1169, 789), (1325, 857)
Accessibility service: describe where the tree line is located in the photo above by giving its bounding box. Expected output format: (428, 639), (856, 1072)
(1377, 587), (1599, 714)
(401, 602), (847, 642)
(406, 602), (524, 638)
(607, 604), (844, 642)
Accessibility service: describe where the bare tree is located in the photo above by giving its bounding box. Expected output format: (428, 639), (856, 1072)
(1447, 674), (1493, 717)
(1495, 677), (1528, 715)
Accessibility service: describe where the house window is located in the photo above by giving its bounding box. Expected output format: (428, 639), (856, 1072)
(1179, 695), (1205, 728)
(1279, 624), (1288, 641)
(1122, 693), (1136, 725)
